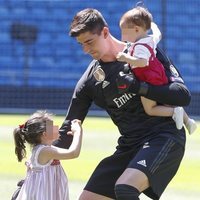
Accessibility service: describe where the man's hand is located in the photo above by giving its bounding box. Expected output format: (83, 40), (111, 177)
(116, 71), (138, 94)
(116, 71), (149, 95)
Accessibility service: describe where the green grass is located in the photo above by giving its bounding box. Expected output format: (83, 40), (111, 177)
(0, 114), (199, 200)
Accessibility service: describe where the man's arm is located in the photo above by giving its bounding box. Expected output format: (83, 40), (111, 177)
(116, 48), (191, 106)
(53, 73), (93, 149)
(116, 71), (190, 106)
(145, 82), (191, 106)
(53, 96), (91, 149)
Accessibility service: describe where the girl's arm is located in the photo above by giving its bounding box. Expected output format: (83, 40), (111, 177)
(38, 120), (83, 164)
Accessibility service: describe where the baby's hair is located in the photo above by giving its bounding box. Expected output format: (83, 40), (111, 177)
(13, 110), (53, 162)
(120, 5), (152, 31)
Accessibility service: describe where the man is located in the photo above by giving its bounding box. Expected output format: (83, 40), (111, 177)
(54, 8), (190, 200)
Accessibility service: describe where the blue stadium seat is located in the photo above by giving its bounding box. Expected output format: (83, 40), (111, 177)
(0, 0), (199, 93)
(37, 33), (52, 44)
(185, 28), (199, 39)
(0, 44), (13, 56)
(0, 32), (11, 44)
(178, 52), (195, 64)
(0, 56), (13, 67)
(29, 7), (49, 18)
(35, 44), (54, 57)
(166, 26), (182, 37)
(0, 6), (10, 19)
(12, 7), (28, 17)
(1, 20), (11, 32)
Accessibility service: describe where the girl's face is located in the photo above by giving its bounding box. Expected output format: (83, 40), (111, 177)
(45, 120), (59, 142)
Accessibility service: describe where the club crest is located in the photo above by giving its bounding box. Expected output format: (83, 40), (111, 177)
(93, 67), (105, 82)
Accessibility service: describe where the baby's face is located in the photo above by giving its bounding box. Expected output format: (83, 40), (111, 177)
(120, 18), (137, 43)
(120, 27), (137, 43)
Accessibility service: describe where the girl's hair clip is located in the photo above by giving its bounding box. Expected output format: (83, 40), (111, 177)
(19, 124), (25, 129)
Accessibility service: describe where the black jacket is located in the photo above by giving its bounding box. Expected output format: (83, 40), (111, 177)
(55, 48), (189, 149)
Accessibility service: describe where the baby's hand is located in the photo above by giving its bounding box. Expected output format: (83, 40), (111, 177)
(68, 119), (82, 135)
(116, 52), (128, 62)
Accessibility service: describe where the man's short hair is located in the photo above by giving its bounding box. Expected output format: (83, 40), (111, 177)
(69, 8), (108, 37)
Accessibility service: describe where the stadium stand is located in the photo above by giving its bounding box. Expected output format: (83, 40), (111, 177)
(0, 0), (199, 116)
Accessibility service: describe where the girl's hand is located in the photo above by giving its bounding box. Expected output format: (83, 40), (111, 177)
(67, 119), (82, 135)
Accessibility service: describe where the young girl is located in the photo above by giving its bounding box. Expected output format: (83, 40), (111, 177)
(116, 6), (197, 134)
(13, 110), (83, 200)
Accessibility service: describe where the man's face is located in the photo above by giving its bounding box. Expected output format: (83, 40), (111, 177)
(76, 29), (107, 60)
